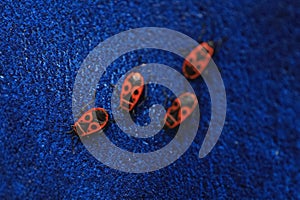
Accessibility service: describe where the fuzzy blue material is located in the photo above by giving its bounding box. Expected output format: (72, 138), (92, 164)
(0, 0), (299, 199)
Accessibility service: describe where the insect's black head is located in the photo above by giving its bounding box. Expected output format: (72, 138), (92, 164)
(207, 40), (215, 49)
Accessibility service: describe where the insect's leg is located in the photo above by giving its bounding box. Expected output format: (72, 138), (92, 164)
(163, 88), (176, 108)
(71, 134), (80, 154)
(109, 83), (116, 88)
(71, 134), (75, 154)
(131, 109), (135, 116)
(163, 89), (169, 108)
(67, 125), (75, 133)
(66, 129), (74, 134)
(109, 118), (116, 124)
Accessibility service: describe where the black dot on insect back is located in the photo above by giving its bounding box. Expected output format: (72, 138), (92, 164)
(134, 90), (139, 95)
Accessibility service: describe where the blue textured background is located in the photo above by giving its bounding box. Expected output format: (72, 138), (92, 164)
(1, 0), (299, 199)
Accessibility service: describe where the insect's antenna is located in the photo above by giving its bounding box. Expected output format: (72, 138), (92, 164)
(214, 36), (228, 55)
(78, 100), (94, 114)
(220, 36), (228, 47)
(48, 119), (72, 133)
(211, 20), (217, 40)
(162, 88), (175, 108)
(74, 90), (97, 119)
(71, 134), (75, 154)
(137, 55), (143, 64)
(50, 128), (69, 133)
(197, 23), (207, 43)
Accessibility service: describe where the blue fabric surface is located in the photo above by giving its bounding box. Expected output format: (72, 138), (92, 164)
(1, 0), (299, 199)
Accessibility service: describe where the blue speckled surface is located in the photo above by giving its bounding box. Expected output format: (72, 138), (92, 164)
(0, 0), (299, 199)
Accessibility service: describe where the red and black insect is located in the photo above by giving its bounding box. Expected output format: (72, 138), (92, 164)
(71, 107), (109, 137)
(164, 92), (198, 129)
(182, 41), (215, 80)
(120, 72), (144, 111)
